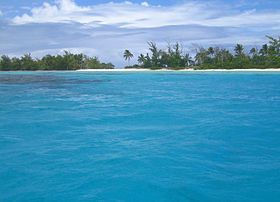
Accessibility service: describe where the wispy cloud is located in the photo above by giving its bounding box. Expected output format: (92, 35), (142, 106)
(12, 0), (212, 28)
(12, 0), (280, 29)
(20, 6), (32, 10)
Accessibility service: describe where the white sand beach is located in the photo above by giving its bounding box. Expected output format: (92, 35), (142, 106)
(76, 68), (280, 72)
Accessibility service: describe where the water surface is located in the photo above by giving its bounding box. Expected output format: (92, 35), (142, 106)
(0, 71), (280, 201)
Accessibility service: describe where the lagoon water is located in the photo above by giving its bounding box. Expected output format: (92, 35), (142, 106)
(0, 71), (280, 201)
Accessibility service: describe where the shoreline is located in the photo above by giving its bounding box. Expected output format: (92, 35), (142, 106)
(76, 68), (280, 72)
(1, 68), (280, 72)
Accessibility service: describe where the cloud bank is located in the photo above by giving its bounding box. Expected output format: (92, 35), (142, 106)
(12, 0), (280, 28)
(1, 0), (280, 67)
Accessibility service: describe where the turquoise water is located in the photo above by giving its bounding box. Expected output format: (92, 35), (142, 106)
(0, 71), (280, 201)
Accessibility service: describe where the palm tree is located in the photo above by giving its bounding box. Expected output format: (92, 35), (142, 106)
(234, 44), (244, 56)
(184, 53), (192, 67)
(195, 52), (203, 65)
(208, 47), (214, 57)
(123, 50), (133, 66)
(148, 42), (160, 67)
(260, 44), (268, 56)
(195, 47), (207, 65)
(249, 48), (257, 56)
(137, 54), (145, 65)
(266, 35), (280, 55)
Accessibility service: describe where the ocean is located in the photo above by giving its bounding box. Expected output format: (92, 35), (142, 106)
(0, 71), (280, 201)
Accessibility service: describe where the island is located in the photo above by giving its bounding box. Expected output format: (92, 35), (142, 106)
(123, 35), (280, 70)
(1, 35), (280, 71)
(0, 51), (114, 71)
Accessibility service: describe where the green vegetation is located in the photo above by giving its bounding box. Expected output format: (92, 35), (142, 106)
(1, 35), (280, 71)
(124, 35), (280, 69)
(0, 51), (114, 71)
(123, 50), (134, 66)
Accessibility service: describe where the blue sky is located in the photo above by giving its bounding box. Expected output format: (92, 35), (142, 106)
(0, 0), (280, 67)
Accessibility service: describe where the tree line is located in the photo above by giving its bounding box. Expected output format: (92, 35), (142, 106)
(123, 35), (280, 69)
(0, 51), (114, 71)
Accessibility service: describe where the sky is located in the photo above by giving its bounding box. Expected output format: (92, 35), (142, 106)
(0, 0), (280, 67)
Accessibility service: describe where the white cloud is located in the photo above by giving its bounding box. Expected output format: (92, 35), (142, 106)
(13, 0), (90, 24)
(12, 1), (213, 27)
(0, 10), (3, 16)
(123, 1), (133, 5)
(141, 2), (149, 7)
(12, 0), (280, 29)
